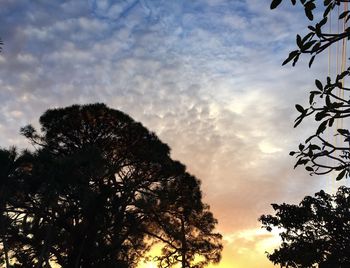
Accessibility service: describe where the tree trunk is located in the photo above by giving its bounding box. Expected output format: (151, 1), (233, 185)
(1, 239), (10, 268)
(0, 185), (10, 268)
(181, 216), (187, 268)
(0, 208), (10, 267)
(36, 225), (53, 268)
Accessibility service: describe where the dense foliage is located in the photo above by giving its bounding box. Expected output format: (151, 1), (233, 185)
(0, 103), (222, 268)
(260, 186), (350, 268)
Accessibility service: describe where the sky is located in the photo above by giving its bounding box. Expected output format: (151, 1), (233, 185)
(0, 0), (347, 267)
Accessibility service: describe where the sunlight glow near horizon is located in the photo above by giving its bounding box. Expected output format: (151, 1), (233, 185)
(138, 262), (158, 268)
(136, 228), (281, 268)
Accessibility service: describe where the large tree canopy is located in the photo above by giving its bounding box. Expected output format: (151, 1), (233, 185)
(0, 103), (222, 268)
(260, 186), (350, 268)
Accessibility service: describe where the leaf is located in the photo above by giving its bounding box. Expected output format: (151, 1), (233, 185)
(309, 55), (315, 68)
(323, 6), (332, 20)
(309, 93), (315, 105)
(302, 40), (316, 51)
(294, 158), (309, 169)
(315, 79), (323, 90)
(283, 50), (299, 66)
(332, 102), (343, 109)
(304, 1), (316, 21)
(296, 34), (302, 48)
(302, 32), (314, 43)
(270, 0), (283, 9)
(295, 104), (305, 113)
(335, 165), (344, 171)
(289, 151), (296, 156)
(309, 144), (321, 150)
(294, 117), (303, 128)
(316, 120), (327, 135)
(308, 25), (316, 31)
(299, 143), (305, 151)
(315, 111), (329, 121)
(292, 53), (300, 66)
(319, 16), (328, 28)
(312, 42), (321, 53)
(310, 90), (321, 95)
(336, 169), (346, 181)
(305, 8), (314, 20)
(306, 166), (314, 172)
(339, 10), (350, 19)
(337, 129), (350, 136)
(309, 92), (315, 104)
(328, 118), (334, 127)
(325, 95), (331, 107)
(338, 70), (348, 80)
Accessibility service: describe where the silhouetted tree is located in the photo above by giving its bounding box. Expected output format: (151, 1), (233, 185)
(17, 103), (186, 267)
(0, 147), (37, 268)
(260, 186), (350, 268)
(271, 0), (350, 180)
(0, 147), (18, 268)
(144, 173), (222, 268)
(2, 103), (222, 267)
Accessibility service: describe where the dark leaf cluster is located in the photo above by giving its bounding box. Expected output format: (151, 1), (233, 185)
(273, 1), (350, 68)
(259, 186), (350, 268)
(290, 70), (350, 179)
(271, 0), (350, 180)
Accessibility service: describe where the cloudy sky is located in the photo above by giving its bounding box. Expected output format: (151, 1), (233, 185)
(0, 0), (346, 267)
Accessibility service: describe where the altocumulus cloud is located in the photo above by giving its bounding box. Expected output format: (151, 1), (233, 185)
(0, 0), (333, 267)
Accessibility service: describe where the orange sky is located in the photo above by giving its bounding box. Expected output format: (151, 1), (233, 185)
(136, 228), (281, 268)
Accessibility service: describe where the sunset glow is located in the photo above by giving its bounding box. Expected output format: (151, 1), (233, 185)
(0, 0), (334, 267)
(138, 262), (158, 268)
